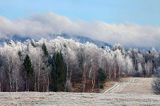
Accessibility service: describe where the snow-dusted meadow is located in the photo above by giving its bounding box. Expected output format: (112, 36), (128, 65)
(1, 92), (160, 106)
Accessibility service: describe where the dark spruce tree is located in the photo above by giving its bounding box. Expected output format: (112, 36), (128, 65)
(49, 52), (67, 91)
(41, 43), (49, 71)
(48, 55), (57, 91)
(41, 43), (50, 91)
(97, 68), (106, 89)
(42, 43), (49, 56)
(55, 52), (67, 91)
(23, 54), (34, 91)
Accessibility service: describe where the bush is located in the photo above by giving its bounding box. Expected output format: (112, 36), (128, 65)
(152, 78), (160, 94)
(97, 68), (106, 88)
(133, 71), (142, 77)
(152, 67), (160, 94)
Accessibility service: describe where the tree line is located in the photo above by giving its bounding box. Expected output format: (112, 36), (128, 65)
(0, 37), (160, 92)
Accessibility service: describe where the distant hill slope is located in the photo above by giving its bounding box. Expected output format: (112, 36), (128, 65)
(0, 33), (111, 48)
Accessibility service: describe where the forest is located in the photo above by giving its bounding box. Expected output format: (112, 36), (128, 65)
(0, 37), (159, 92)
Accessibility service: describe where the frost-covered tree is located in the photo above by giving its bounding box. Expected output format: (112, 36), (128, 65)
(0, 37), (159, 92)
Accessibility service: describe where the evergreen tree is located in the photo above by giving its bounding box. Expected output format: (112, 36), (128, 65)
(56, 52), (67, 91)
(23, 54), (34, 91)
(97, 68), (106, 89)
(41, 43), (50, 91)
(49, 55), (57, 91)
(49, 52), (67, 91)
(23, 55), (33, 75)
(42, 43), (48, 56)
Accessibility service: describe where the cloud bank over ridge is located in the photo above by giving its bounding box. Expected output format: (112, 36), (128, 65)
(0, 12), (160, 48)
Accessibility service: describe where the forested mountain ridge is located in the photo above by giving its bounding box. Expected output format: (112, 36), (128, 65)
(0, 37), (159, 92)
(0, 33), (111, 48)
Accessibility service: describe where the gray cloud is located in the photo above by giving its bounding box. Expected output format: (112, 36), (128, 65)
(0, 12), (160, 48)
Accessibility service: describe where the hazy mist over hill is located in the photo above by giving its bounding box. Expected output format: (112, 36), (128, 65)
(0, 13), (160, 49)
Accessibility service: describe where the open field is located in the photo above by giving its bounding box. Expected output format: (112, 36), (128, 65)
(0, 77), (160, 106)
(104, 77), (153, 94)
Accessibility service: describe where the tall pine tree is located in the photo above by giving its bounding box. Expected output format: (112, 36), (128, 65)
(42, 43), (48, 57)
(49, 52), (67, 91)
(23, 54), (34, 91)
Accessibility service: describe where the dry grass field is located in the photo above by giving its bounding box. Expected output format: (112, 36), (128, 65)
(0, 77), (160, 106)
